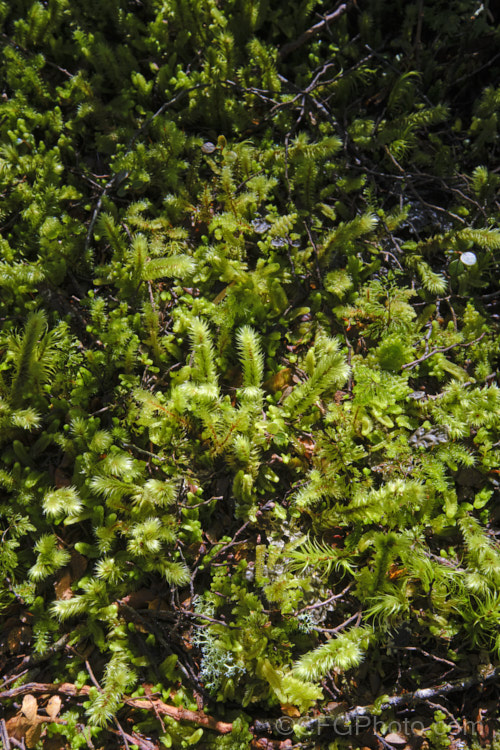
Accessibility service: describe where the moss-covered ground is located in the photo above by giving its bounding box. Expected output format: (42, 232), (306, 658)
(0, 1), (499, 748)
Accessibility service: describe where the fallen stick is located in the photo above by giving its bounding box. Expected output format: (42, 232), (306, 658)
(278, 4), (352, 61)
(124, 698), (232, 734)
(0, 682), (233, 735)
(254, 667), (500, 735)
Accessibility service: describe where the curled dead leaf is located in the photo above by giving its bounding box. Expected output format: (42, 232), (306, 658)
(263, 368), (292, 393)
(26, 722), (44, 749)
(46, 695), (62, 720)
(22, 695), (38, 723)
(54, 569), (73, 600)
(385, 732), (408, 747)
(6, 694), (47, 748)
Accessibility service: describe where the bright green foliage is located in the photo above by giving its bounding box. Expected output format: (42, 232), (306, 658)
(86, 649), (137, 727)
(293, 627), (373, 681)
(0, 0), (499, 747)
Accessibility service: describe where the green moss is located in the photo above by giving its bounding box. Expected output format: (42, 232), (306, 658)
(0, 0), (499, 746)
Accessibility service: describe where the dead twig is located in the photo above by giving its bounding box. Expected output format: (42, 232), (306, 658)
(114, 718), (130, 750)
(295, 584), (352, 614)
(402, 332), (486, 370)
(1, 33), (72, 78)
(278, 4), (352, 61)
(0, 682), (233, 735)
(312, 611), (361, 634)
(398, 646), (458, 670)
(253, 666), (500, 735)
(17, 635), (70, 670)
(0, 718), (11, 750)
(85, 660), (103, 692)
(84, 170), (130, 252)
(85, 83), (214, 254)
(303, 220), (322, 286)
(125, 697), (233, 734)
(0, 671), (29, 690)
(108, 726), (158, 750)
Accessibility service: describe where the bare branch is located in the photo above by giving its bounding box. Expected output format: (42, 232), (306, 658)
(278, 4), (352, 61)
(402, 332), (486, 370)
(0, 682), (233, 735)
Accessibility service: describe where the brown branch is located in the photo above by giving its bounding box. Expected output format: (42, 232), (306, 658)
(0, 682), (91, 700)
(278, 4), (352, 61)
(113, 718), (131, 750)
(398, 646), (458, 670)
(0, 671), (29, 690)
(0, 683), (233, 735)
(125, 698), (233, 734)
(85, 660), (103, 691)
(402, 332), (486, 370)
(108, 726), (159, 750)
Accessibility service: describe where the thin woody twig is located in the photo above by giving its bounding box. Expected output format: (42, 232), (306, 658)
(398, 646), (458, 670)
(312, 611), (361, 634)
(85, 83), (212, 254)
(17, 635), (70, 670)
(1, 33), (72, 77)
(114, 718), (130, 750)
(108, 726), (157, 750)
(0, 682), (233, 734)
(402, 332), (486, 370)
(253, 667), (500, 735)
(278, 4), (351, 61)
(85, 660), (103, 691)
(0, 671), (29, 689)
(84, 170), (129, 252)
(0, 718), (11, 750)
(426, 701), (461, 732)
(207, 521), (250, 560)
(296, 583), (352, 613)
(303, 220), (322, 286)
